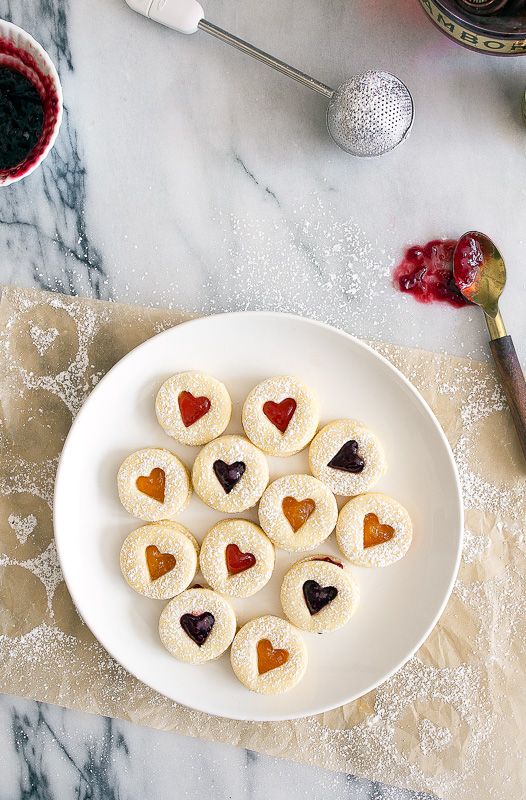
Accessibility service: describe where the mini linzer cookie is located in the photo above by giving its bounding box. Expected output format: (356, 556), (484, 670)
(117, 447), (191, 521)
(159, 587), (236, 664)
(309, 419), (386, 496)
(336, 492), (412, 567)
(230, 615), (307, 694)
(120, 522), (198, 600)
(258, 474), (338, 551)
(192, 435), (269, 513)
(280, 554), (359, 633)
(156, 371), (231, 446)
(199, 519), (275, 598)
(242, 376), (319, 457)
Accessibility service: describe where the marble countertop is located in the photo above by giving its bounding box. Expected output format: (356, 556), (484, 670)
(1, 0), (525, 796)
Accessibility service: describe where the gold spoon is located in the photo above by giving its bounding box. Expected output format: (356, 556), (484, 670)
(454, 231), (526, 461)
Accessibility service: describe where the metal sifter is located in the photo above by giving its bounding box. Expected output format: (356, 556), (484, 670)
(125, 0), (414, 157)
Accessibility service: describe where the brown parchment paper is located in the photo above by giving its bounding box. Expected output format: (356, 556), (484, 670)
(1, 286), (525, 800)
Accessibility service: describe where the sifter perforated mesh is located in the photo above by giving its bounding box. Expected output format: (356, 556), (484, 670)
(326, 71), (414, 158)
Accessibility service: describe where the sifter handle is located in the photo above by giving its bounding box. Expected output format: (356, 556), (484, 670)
(125, 0), (204, 35)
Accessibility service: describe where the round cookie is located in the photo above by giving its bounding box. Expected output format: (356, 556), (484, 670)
(199, 519), (275, 598)
(117, 448), (191, 521)
(309, 419), (386, 496)
(258, 474), (338, 552)
(242, 376), (319, 456)
(280, 554), (359, 633)
(230, 615), (307, 695)
(156, 371), (231, 446)
(192, 435), (269, 513)
(336, 492), (413, 567)
(120, 522), (198, 599)
(159, 587), (236, 663)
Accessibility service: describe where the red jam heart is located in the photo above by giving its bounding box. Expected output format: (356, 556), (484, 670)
(363, 513), (395, 549)
(302, 579), (338, 615)
(136, 468), (165, 503)
(225, 543), (256, 575)
(180, 612), (215, 646)
(145, 545), (176, 580)
(282, 496), (316, 532)
(257, 639), (289, 675)
(178, 390), (211, 427)
(263, 398), (297, 434)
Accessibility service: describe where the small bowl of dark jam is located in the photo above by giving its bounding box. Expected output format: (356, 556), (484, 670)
(0, 20), (62, 186)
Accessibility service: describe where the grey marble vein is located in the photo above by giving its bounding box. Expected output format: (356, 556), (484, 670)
(0, 697), (431, 800)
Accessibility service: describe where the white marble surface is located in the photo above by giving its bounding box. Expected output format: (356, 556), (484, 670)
(1, 0), (526, 797)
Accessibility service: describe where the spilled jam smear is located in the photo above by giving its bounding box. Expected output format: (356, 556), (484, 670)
(393, 239), (469, 307)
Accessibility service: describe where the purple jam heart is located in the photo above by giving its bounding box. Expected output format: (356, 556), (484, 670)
(302, 580), (338, 616)
(180, 612), (215, 646)
(327, 439), (365, 473)
(213, 460), (246, 494)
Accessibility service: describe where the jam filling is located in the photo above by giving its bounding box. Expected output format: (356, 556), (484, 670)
(145, 545), (176, 580)
(178, 390), (211, 427)
(327, 440), (365, 473)
(180, 611), (215, 646)
(453, 233), (484, 299)
(225, 543), (256, 575)
(302, 579), (338, 615)
(213, 460), (246, 494)
(363, 513), (395, 549)
(311, 556), (344, 569)
(282, 496), (316, 532)
(257, 638), (289, 674)
(393, 239), (469, 307)
(263, 398), (297, 434)
(0, 65), (44, 171)
(136, 467), (166, 503)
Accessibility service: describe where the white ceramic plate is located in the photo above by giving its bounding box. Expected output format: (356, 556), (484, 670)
(54, 313), (462, 721)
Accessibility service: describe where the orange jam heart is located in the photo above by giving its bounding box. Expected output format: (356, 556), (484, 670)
(136, 468), (165, 503)
(178, 390), (211, 427)
(225, 543), (256, 575)
(263, 398), (297, 433)
(257, 639), (289, 675)
(145, 545), (176, 580)
(282, 496), (316, 532)
(363, 513), (395, 549)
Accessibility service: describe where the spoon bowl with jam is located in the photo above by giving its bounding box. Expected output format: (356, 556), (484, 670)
(454, 231), (526, 462)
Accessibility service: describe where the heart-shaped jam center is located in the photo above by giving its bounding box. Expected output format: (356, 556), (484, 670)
(282, 496), (316, 532)
(302, 579), (338, 615)
(263, 398), (297, 434)
(225, 543), (256, 575)
(363, 513), (395, 549)
(327, 440), (365, 473)
(178, 390), (211, 427)
(180, 612), (215, 646)
(256, 639), (289, 675)
(145, 545), (176, 580)
(213, 460), (246, 494)
(136, 468), (166, 503)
